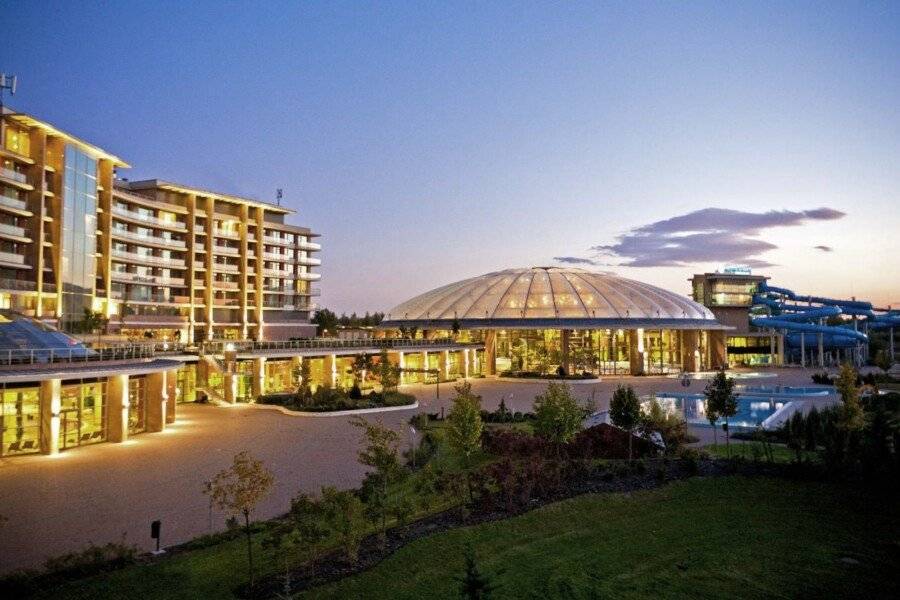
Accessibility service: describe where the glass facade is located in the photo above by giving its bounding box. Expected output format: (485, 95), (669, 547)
(61, 145), (98, 323)
(727, 335), (774, 367)
(59, 381), (107, 450)
(176, 364), (197, 403)
(128, 378), (146, 434)
(0, 386), (40, 456)
(264, 360), (293, 394)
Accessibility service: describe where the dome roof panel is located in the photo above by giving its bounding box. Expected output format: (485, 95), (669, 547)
(383, 267), (720, 329)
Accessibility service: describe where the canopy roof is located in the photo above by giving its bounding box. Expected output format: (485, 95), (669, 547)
(382, 267), (725, 330)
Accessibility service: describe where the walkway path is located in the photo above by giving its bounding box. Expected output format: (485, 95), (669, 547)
(0, 369), (818, 573)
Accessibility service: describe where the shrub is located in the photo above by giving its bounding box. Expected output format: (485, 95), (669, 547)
(568, 424), (655, 460)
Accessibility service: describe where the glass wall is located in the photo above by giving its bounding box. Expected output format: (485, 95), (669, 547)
(128, 377), (145, 434)
(60, 145), (98, 324)
(0, 386), (40, 456)
(495, 329), (562, 374)
(59, 381), (107, 450)
(176, 364), (197, 403)
(264, 360), (293, 394)
(641, 330), (682, 375)
(727, 335), (774, 367)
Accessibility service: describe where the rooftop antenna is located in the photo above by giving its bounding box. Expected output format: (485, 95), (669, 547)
(276, 188), (283, 206)
(0, 73), (17, 109)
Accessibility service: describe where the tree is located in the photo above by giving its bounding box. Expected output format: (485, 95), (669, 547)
(446, 381), (484, 501)
(457, 543), (497, 599)
(835, 363), (864, 430)
(704, 369), (737, 456)
(351, 417), (405, 545)
(610, 384), (641, 460)
(262, 493), (327, 596)
(204, 451), (274, 589)
(533, 382), (583, 452)
(320, 486), (367, 563)
(312, 308), (338, 337)
(80, 308), (108, 344)
(376, 349), (400, 393)
(351, 353), (374, 386)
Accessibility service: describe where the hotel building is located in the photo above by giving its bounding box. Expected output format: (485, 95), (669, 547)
(0, 107), (321, 342)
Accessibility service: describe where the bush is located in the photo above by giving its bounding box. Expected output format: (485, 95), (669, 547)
(568, 424), (656, 460)
(257, 387), (415, 412)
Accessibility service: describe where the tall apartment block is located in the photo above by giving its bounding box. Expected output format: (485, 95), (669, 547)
(0, 107), (321, 341)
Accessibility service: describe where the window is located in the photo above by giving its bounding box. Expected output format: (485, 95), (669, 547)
(0, 386), (40, 456)
(3, 128), (30, 156)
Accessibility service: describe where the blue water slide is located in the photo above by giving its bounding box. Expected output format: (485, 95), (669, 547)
(750, 315), (868, 343)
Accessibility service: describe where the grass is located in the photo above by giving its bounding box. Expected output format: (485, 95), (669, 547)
(307, 476), (898, 600)
(701, 441), (819, 463)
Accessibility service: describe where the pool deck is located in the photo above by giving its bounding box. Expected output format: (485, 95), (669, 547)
(0, 367), (832, 573)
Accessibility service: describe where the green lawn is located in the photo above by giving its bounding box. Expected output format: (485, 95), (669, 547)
(307, 476), (898, 600)
(701, 441), (818, 463)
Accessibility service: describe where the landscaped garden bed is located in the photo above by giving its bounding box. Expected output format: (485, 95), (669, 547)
(257, 388), (416, 413)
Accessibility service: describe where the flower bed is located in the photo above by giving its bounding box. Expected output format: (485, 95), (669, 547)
(257, 388), (416, 412)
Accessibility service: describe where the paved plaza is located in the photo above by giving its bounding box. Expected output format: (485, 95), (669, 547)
(0, 369), (822, 573)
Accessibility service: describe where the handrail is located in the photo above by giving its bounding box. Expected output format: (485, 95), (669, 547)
(201, 338), (484, 354)
(0, 344), (158, 367)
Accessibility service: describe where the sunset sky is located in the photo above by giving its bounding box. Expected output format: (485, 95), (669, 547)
(3, 1), (898, 312)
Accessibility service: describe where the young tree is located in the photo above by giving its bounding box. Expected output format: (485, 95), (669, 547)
(262, 493), (327, 595)
(351, 353), (374, 386)
(533, 382), (583, 453)
(350, 417), (405, 545)
(457, 543), (497, 599)
(204, 451), (275, 589)
(835, 362), (864, 430)
(80, 308), (108, 344)
(704, 369), (737, 456)
(446, 381), (484, 501)
(376, 349), (400, 393)
(320, 486), (367, 563)
(609, 384), (641, 460)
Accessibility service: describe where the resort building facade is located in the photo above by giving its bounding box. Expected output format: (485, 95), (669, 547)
(380, 267), (730, 376)
(0, 107), (321, 342)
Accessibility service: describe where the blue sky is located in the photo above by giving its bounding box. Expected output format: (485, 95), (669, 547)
(3, 1), (898, 311)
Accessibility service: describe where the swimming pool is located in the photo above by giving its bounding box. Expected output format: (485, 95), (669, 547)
(645, 393), (789, 430)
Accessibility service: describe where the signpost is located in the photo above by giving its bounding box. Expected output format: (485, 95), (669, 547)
(151, 520), (164, 555)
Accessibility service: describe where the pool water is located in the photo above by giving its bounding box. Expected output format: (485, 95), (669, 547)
(646, 393), (788, 429)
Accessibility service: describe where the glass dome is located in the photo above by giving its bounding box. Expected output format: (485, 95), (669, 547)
(382, 267), (722, 329)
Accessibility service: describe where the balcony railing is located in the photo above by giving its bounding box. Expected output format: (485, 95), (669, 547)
(263, 252), (293, 262)
(201, 338), (483, 354)
(297, 240), (321, 251)
(213, 228), (240, 239)
(110, 271), (186, 286)
(264, 269), (296, 279)
(111, 228), (187, 249)
(0, 167), (27, 184)
(0, 251), (27, 265)
(298, 256), (321, 266)
(213, 245), (239, 255)
(112, 205), (187, 230)
(212, 262), (240, 273)
(298, 272), (321, 281)
(0, 344), (158, 367)
(111, 249), (186, 268)
(0, 277), (37, 291)
(0, 223), (29, 238)
(0, 194), (28, 212)
(212, 280), (239, 290)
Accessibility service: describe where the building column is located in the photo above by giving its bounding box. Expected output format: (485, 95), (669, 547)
(483, 330), (497, 375)
(709, 330), (727, 369)
(681, 330), (699, 373)
(440, 350), (450, 380)
(325, 354), (337, 387)
(107, 374), (129, 443)
(776, 332), (785, 366)
(463, 348), (470, 378)
(397, 351), (405, 385)
(39, 379), (61, 455)
(629, 329), (644, 375)
(560, 329), (571, 374)
(166, 368), (178, 424)
(146, 371), (168, 433)
(251, 357), (266, 399)
(422, 351), (429, 381)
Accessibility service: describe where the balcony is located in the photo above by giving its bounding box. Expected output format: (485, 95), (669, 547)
(212, 244), (239, 256)
(296, 287), (321, 296)
(0, 251), (28, 267)
(298, 272), (321, 281)
(111, 228), (187, 249)
(0, 167), (27, 184)
(0, 277), (37, 292)
(212, 280), (239, 290)
(194, 261), (206, 270)
(212, 262), (240, 273)
(264, 269), (295, 279)
(263, 235), (293, 246)
(0, 223), (30, 240)
(111, 205), (187, 230)
(110, 271), (186, 286)
(0, 194), (30, 214)
(264, 251), (293, 262)
(111, 249), (186, 268)
(213, 228), (241, 239)
(298, 256), (321, 266)
(297, 240), (321, 251)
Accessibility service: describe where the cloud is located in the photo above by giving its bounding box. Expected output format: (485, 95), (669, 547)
(582, 207), (845, 268)
(553, 256), (602, 266)
(814, 245), (833, 252)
